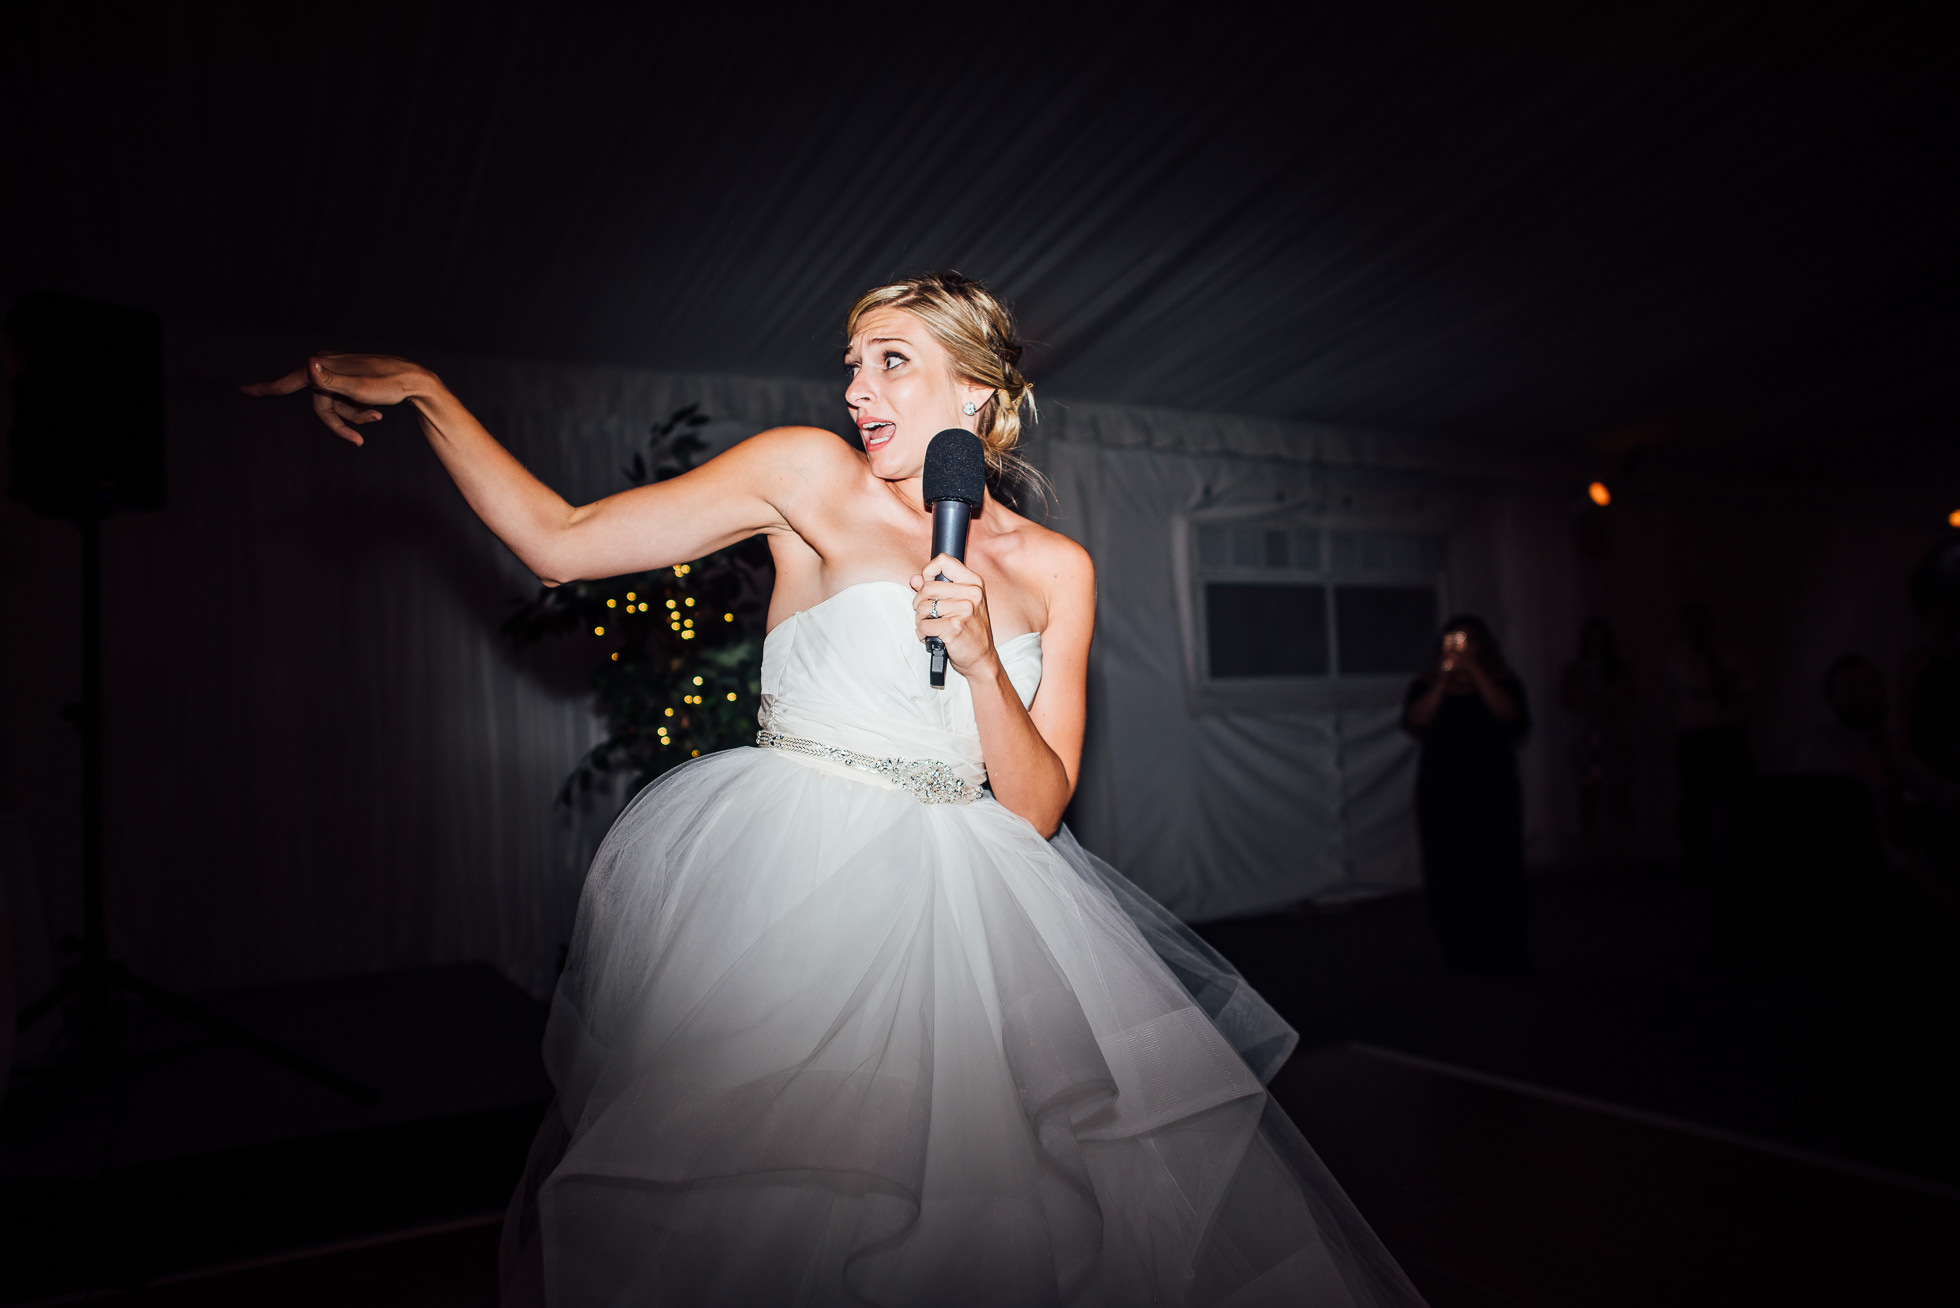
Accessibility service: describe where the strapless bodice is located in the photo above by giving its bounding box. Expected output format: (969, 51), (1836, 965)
(758, 581), (1042, 789)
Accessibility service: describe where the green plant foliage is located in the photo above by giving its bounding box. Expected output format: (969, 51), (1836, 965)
(502, 404), (771, 804)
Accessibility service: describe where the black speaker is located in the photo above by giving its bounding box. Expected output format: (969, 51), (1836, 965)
(4, 290), (165, 518)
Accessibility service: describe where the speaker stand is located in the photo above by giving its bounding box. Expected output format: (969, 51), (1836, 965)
(13, 513), (372, 1105)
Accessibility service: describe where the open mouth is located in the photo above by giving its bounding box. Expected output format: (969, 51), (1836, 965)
(860, 421), (894, 450)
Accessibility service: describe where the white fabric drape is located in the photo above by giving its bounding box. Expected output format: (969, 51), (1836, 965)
(3, 322), (1936, 994)
(3, 324), (848, 995)
(1039, 439), (1587, 921)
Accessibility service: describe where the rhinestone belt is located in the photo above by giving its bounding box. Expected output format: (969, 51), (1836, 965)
(756, 730), (983, 805)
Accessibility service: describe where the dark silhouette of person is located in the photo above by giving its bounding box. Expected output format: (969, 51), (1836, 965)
(1403, 615), (1530, 974)
(1793, 656), (1898, 826)
(1667, 603), (1752, 882)
(1902, 541), (1960, 827)
(1561, 617), (1635, 871)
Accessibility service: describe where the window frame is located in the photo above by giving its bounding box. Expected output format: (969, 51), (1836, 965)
(1176, 512), (1449, 715)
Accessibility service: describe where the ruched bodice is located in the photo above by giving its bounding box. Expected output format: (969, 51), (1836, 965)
(759, 581), (1043, 788)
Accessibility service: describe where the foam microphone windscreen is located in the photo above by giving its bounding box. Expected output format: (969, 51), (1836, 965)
(922, 429), (986, 508)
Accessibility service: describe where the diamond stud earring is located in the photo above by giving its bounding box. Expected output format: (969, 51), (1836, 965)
(962, 401), (977, 415)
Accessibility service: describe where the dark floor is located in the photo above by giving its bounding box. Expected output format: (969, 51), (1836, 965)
(1279, 1045), (1957, 1308)
(4, 864), (1955, 1305)
(1, 963), (548, 1304)
(1198, 861), (1960, 1188)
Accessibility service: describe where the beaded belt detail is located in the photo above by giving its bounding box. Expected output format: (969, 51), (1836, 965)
(756, 730), (983, 805)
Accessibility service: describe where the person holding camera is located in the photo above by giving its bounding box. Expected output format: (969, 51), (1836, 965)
(1403, 615), (1531, 974)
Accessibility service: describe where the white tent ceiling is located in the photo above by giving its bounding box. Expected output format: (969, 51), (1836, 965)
(2, 1), (1948, 465)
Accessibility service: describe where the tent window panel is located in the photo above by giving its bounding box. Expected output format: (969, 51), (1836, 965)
(1330, 531), (1443, 576)
(1198, 524), (1229, 567)
(1230, 528), (1263, 567)
(1335, 586), (1438, 675)
(1206, 583), (1329, 678)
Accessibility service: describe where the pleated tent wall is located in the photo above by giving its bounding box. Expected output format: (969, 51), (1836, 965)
(1039, 424), (1590, 921)
(0, 324), (851, 996)
(0, 322), (1942, 992)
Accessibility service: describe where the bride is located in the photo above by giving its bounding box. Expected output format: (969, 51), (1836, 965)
(250, 273), (1424, 1307)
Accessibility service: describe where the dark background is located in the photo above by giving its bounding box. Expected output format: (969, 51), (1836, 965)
(2, 3), (1955, 1304)
(3, 0), (1948, 457)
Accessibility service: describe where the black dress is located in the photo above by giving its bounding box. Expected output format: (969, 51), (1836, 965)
(1405, 674), (1531, 973)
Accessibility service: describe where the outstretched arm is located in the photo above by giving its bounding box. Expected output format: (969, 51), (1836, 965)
(246, 354), (827, 585)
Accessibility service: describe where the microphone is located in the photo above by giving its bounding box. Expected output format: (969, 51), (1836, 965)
(921, 428), (986, 689)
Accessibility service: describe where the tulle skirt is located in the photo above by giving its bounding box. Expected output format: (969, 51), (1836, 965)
(501, 747), (1423, 1307)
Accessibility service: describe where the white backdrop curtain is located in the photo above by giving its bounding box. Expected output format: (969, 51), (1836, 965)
(2, 323), (848, 996)
(1039, 437), (1586, 921)
(2, 324), (1939, 995)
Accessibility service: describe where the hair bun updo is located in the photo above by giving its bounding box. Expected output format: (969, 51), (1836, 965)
(846, 271), (1037, 485)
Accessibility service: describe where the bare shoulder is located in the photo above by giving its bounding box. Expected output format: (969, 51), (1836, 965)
(990, 508), (1093, 631)
(1027, 522), (1094, 598)
(705, 426), (862, 524)
(726, 424), (860, 476)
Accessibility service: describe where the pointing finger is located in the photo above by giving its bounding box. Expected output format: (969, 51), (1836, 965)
(239, 366), (310, 397)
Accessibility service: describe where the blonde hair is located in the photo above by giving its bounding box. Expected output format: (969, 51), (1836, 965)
(846, 272), (1038, 486)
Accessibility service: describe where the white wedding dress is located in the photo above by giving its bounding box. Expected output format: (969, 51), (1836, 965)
(501, 581), (1424, 1307)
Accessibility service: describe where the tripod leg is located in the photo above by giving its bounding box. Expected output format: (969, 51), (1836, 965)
(15, 969), (85, 1035)
(113, 969), (376, 1106)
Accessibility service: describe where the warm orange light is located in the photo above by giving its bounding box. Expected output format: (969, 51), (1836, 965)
(1587, 481), (1612, 507)
(1948, 509), (1960, 528)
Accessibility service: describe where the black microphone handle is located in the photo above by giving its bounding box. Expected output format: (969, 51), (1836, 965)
(930, 498), (972, 565)
(925, 500), (974, 688)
